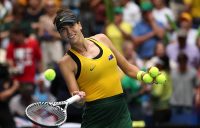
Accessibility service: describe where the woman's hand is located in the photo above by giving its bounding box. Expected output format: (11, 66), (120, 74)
(72, 91), (86, 106)
(72, 91), (86, 99)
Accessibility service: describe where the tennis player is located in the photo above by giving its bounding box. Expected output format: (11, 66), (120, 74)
(54, 8), (142, 128)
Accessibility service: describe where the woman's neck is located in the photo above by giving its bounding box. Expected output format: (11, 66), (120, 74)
(71, 38), (88, 53)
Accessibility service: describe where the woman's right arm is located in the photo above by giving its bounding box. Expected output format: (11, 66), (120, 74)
(58, 55), (85, 99)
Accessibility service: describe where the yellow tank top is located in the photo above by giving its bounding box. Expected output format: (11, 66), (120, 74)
(68, 38), (123, 102)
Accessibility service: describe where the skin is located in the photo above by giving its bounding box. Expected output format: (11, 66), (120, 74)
(114, 13), (131, 40)
(38, 1), (60, 39)
(180, 19), (192, 31)
(122, 42), (135, 64)
(58, 22), (140, 100)
(152, 0), (164, 9)
(155, 42), (165, 57)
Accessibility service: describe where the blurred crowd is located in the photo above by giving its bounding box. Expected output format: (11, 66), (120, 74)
(0, 0), (200, 127)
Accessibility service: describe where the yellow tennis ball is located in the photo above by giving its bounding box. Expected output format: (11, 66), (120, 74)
(148, 66), (159, 77)
(44, 69), (56, 81)
(155, 73), (166, 84)
(137, 71), (145, 81)
(142, 73), (153, 84)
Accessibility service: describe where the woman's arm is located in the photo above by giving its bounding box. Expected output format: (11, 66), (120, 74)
(58, 55), (85, 98)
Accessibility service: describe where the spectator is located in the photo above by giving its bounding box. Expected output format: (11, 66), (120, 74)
(152, 0), (175, 29)
(34, 74), (56, 102)
(0, 3), (31, 49)
(0, 0), (13, 16)
(14, 0), (27, 6)
(120, 0), (141, 27)
(79, 0), (95, 37)
(9, 83), (37, 117)
(105, 7), (132, 53)
(38, 0), (63, 69)
(197, 36), (200, 52)
(132, 1), (165, 60)
(196, 36), (200, 66)
(121, 41), (147, 121)
(196, 36), (200, 124)
(150, 57), (172, 126)
(6, 25), (43, 91)
(178, 12), (198, 46)
(170, 52), (199, 125)
(89, 0), (106, 34)
(152, 0), (177, 45)
(0, 46), (6, 64)
(169, 0), (185, 20)
(184, 0), (200, 28)
(121, 41), (142, 66)
(61, 0), (80, 9)
(146, 42), (170, 70)
(195, 73), (200, 125)
(0, 64), (20, 128)
(143, 42), (172, 127)
(166, 29), (200, 69)
(24, 0), (45, 37)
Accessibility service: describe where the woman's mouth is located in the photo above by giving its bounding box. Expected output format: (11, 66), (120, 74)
(68, 34), (76, 39)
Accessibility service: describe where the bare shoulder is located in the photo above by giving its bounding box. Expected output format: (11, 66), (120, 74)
(58, 54), (76, 71)
(91, 34), (112, 47)
(91, 33), (107, 39)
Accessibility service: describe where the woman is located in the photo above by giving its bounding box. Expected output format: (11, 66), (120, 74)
(54, 8), (154, 128)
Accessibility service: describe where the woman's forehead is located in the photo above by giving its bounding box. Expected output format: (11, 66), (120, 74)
(61, 22), (81, 28)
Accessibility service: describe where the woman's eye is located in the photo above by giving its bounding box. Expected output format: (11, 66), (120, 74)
(60, 29), (66, 33)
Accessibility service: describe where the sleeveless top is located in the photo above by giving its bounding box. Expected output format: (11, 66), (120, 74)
(67, 38), (123, 102)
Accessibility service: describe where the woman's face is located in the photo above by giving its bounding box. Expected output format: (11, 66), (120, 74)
(59, 22), (82, 44)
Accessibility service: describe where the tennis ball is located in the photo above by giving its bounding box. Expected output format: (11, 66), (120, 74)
(148, 67), (159, 77)
(155, 73), (166, 84)
(137, 71), (145, 81)
(44, 69), (56, 81)
(142, 73), (153, 84)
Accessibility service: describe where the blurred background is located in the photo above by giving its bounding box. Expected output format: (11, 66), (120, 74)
(0, 0), (200, 128)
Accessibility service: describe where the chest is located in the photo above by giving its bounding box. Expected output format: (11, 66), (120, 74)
(80, 44), (100, 59)
(77, 47), (116, 80)
(138, 24), (152, 35)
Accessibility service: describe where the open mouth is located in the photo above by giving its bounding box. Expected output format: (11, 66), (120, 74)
(68, 34), (76, 39)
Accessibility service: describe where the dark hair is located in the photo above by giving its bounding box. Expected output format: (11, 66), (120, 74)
(12, 3), (25, 17)
(0, 64), (9, 80)
(177, 52), (188, 64)
(53, 8), (79, 31)
(10, 24), (27, 36)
